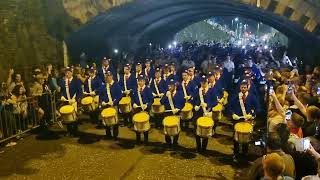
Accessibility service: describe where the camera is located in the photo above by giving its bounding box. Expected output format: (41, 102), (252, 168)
(285, 110), (292, 121)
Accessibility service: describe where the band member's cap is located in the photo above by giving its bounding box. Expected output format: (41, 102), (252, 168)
(124, 63), (131, 67)
(182, 69), (188, 74)
(103, 57), (111, 61)
(136, 62), (142, 66)
(88, 67), (95, 72)
(200, 75), (208, 83)
(105, 70), (113, 76)
(145, 59), (152, 63)
(240, 79), (248, 85)
(137, 74), (146, 80)
(167, 78), (176, 85)
(208, 71), (214, 77)
(170, 62), (175, 66)
(65, 67), (72, 72)
(155, 67), (161, 72)
(164, 63), (169, 67)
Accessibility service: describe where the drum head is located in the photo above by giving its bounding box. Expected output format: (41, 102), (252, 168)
(197, 117), (214, 127)
(163, 116), (179, 127)
(81, 96), (93, 105)
(181, 103), (193, 112)
(133, 112), (150, 122)
(101, 108), (117, 118)
(59, 105), (74, 114)
(234, 122), (253, 133)
(119, 97), (131, 105)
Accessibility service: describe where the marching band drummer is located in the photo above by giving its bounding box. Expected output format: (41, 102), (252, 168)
(97, 57), (117, 82)
(160, 78), (185, 148)
(135, 62), (144, 80)
(144, 59), (155, 86)
(227, 80), (260, 160)
(194, 75), (218, 152)
(150, 67), (167, 128)
(178, 69), (197, 129)
(59, 67), (83, 137)
(118, 64), (136, 126)
(99, 71), (122, 140)
(132, 75), (153, 145)
(83, 67), (102, 124)
(163, 64), (174, 82)
(187, 66), (200, 87)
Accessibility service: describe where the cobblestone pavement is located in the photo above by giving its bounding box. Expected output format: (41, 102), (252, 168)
(0, 121), (254, 180)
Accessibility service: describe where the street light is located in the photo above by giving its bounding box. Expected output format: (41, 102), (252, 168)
(149, 43), (152, 46)
(168, 44), (172, 49)
(235, 17), (239, 22)
(173, 41), (177, 46)
(114, 49), (119, 54)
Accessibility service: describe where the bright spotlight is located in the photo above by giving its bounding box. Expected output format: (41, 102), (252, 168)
(242, 45), (246, 49)
(235, 17), (239, 22)
(149, 43), (152, 46)
(168, 45), (172, 49)
(264, 45), (268, 49)
(114, 49), (119, 54)
(270, 50), (273, 53)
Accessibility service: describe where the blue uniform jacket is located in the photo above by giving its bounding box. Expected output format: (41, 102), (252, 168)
(59, 77), (83, 101)
(132, 86), (153, 109)
(118, 74), (137, 92)
(150, 78), (167, 95)
(227, 92), (260, 116)
(83, 76), (102, 94)
(97, 65), (117, 82)
(177, 80), (197, 103)
(194, 88), (218, 112)
(99, 81), (122, 105)
(160, 90), (185, 110)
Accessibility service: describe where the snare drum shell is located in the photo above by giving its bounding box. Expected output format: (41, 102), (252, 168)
(119, 103), (132, 113)
(181, 110), (193, 120)
(152, 105), (165, 113)
(134, 121), (150, 132)
(61, 112), (77, 123)
(102, 116), (118, 126)
(234, 132), (252, 144)
(197, 126), (213, 137)
(164, 126), (180, 136)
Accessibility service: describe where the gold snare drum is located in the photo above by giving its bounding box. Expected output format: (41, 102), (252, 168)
(133, 112), (150, 132)
(163, 116), (180, 136)
(234, 122), (253, 143)
(59, 105), (76, 123)
(119, 97), (132, 113)
(151, 98), (165, 113)
(101, 108), (118, 126)
(196, 117), (214, 137)
(81, 96), (97, 112)
(180, 103), (193, 120)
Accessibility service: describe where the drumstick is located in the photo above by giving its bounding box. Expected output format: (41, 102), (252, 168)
(164, 109), (180, 113)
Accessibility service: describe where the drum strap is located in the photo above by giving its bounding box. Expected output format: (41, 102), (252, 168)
(88, 78), (93, 93)
(199, 88), (208, 114)
(124, 75), (128, 91)
(167, 91), (175, 111)
(182, 81), (188, 97)
(107, 83), (113, 104)
(138, 89), (145, 110)
(65, 79), (71, 100)
(239, 93), (247, 116)
(154, 79), (160, 95)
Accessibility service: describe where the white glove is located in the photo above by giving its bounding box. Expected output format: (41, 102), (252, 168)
(201, 102), (207, 108)
(61, 96), (67, 102)
(102, 101), (107, 106)
(69, 99), (76, 104)
(232, 114), (240, 120)
(172, 108), (179, 115)
(184, 96), (191, 100)
(195, 106), (200, 111)
(152, 93), (157, 97)
(244, 114), (253, 120)
(107, 101), (114, 106)
(124, 90), (130, 95)
(159, 93), (164, 97)
(133, 103), (138, 109)
(142, 104), (147, 110)
(90, 91), (96, 96)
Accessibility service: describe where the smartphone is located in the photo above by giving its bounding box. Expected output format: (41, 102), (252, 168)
(269, 86), (274, 94)
(295, 138), (311, 152)
(255, 141), (261, 146)
(285, 110), (292, 121)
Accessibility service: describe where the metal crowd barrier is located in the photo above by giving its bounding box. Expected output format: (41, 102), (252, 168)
(0, 91), (57, 143)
